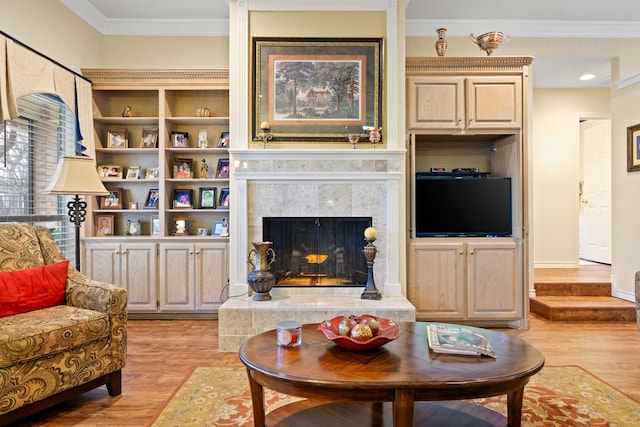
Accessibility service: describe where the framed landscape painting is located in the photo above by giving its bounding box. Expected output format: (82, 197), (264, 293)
(252, 37), (383, 142)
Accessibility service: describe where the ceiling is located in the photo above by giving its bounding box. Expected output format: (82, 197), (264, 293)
(59, 0), (640, 89)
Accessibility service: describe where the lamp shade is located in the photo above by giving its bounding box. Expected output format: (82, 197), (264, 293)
(44, 156), (109, 196)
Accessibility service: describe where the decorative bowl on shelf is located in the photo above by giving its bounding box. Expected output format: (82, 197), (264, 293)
(470, 32), (510, 56)
(317, 315), (400, 351)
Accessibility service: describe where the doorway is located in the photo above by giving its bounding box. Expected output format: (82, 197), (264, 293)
(579, 118), (611, 264)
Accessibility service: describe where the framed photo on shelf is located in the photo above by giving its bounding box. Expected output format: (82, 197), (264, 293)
(151, 215), (160, 235)
(125, 219), (142, 236)
(126, 166), (140, 180)
(216, 159), (230, 178)
(212, 220), (223, 236)
(141, 128), (158, 148)
(98, 165), (122, 179)
(99, 188), (123, 209)
(95, 214), (114, 236)
(145, 167), (160, 179)
(218, 131), (229, 148)
(198, 187), (216, 209)
(171, 131), (189, 148)
(173, 189), (193, 208)
(627, 123), (640, 172)
(129, 202), (138, 210)
(144, 189), (159, 209)
(173, 158), (193, 178)
(107, 128), (128, 148)
(218, 188), (230, 209)
(252, 37), (383, 142)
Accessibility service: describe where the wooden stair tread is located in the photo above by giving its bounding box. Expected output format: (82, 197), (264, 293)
(534, 282), (611, 296)
(530, 296), (636, 322)
(531, 295), (635, 308)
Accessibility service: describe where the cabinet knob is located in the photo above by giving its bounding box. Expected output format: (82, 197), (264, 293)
(468, 117), (474, 123)
(469, 250), (475, 255)
(458, 250), (464, 255)
(189, 251), (194, 255)
(114, 251), (120, 255)
(457, 117), (462, 124)
(196, 250), (200, 254)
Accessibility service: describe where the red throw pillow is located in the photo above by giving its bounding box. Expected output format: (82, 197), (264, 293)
(0, 260), (69, 317)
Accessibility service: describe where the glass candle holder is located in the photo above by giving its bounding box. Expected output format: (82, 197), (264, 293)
(277, 320), (302, 347)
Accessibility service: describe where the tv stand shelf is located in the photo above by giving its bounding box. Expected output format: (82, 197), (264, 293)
(406, 56), (532, 328)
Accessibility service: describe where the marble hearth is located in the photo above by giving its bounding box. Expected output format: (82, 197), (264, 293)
(218, 149), (415, 352)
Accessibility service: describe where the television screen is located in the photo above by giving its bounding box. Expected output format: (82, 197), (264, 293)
(415, 175), (512, 237)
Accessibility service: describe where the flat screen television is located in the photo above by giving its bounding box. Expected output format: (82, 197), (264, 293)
(415, 175), (512, 237)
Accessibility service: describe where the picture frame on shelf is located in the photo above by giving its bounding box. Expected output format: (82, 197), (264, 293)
(145, 167), (160, 179)
(218, 188), (230, 209)
(212, 220), (223, 236)
(125, 219), (142, 236)
(171, 131), (189, 148)
(99, 188), (123, 209)
(198, 187), (216, 209)
(173, 158), (193, 178)
(98, 165), (122, 179)
(217, 131), (229, 148)
(627, 123), (640, 172)
(173, 189), (193, 208)
(174, 218), (188, 236)
(216, 158), (230, 178)
(144, 189), (159, 209)
(141, 128), (158, 148)
(151, 215), (160, 235)
(252, 37), (383, 142)
(107, 128), (128, 148)
(129, 202), (138, 210)
(126, 166), (141, 180)
(95, 214), (114, 236)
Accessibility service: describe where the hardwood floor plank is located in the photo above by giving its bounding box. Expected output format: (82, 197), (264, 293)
(9, 315), (640, 426)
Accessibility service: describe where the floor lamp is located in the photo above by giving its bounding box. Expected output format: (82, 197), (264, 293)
(44, 156), (109, 271)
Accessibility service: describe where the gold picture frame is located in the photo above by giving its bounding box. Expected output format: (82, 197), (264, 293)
(627, 123), (640, 172)
(107, 128), (128, 148)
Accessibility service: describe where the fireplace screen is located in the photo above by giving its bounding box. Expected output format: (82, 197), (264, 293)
(263, 217), (372, 286)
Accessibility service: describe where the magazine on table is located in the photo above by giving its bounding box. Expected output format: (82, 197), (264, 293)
(426, 323), (497, 358)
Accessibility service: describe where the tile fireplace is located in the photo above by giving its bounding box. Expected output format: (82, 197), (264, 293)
(218, 149), (415, 351)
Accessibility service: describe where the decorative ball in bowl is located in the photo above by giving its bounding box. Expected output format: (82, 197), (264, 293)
(317, 314), (400, 351)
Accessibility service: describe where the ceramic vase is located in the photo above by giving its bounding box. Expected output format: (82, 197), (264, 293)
(435, 27), (448, 57)
(247, 241), (276, 301)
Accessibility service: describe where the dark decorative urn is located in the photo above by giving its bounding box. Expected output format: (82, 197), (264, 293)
(247, 241), (276, 301)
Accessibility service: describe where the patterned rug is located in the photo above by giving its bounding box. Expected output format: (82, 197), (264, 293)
(150, 366), (640, 426)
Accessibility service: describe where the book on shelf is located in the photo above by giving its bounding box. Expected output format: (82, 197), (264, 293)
(426, 323), (497, 358)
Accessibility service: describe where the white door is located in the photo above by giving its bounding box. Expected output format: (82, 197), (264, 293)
(579, 119), (611, 264)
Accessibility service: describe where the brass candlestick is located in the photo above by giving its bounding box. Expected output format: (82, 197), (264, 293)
(361, 230), (382, 300)
(260, 121), (273, 149)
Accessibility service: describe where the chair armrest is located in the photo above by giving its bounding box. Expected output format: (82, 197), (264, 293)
(66, 269), (128, 367)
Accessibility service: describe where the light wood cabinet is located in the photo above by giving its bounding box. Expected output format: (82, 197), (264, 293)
(408, 239), (521, 321)
(406, 57), (532, 328)
(407, 75), (522, 131)
(159, 242), (228, 312)
(82, 70), (230, 316)
(84, 241), (158, 312)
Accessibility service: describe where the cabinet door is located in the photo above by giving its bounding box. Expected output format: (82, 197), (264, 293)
(408, 241), (465, 319)
(195, 243), (228, 311)
(85, 242), (121, 286)
(407, 76), (464, 130)
(121, 242), (158, 312)
(159, 243), (195, 311)
(466, 76), (522, 129)
(466, 240), (521, 319)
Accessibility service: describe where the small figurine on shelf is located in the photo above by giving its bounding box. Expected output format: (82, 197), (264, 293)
(220, 218), (229, 237)
(122, 106), (134, 117)
(200, 159), (209, 179)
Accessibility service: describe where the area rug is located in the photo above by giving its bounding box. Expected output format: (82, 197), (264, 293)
(149, 366), (640, 426)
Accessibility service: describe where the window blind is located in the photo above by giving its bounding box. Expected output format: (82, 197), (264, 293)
(0, 93), (77, 263)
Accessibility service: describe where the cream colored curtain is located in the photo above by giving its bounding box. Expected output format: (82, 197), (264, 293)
(0, 34), (95, 158)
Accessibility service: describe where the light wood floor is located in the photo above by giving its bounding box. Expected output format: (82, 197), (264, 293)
(11, 264), (640, 426)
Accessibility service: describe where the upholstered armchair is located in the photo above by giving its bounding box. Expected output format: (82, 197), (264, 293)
(0, 224), (127, 425)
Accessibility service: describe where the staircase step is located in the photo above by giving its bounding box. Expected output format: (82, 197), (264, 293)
(530, 296), (637, 322)
(534, 282), (611, 297)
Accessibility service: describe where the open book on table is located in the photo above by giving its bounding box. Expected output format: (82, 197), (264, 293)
(426, 323), (497, 358)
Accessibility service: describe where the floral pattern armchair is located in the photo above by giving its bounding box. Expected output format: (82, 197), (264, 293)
(0, 224), (127, 425)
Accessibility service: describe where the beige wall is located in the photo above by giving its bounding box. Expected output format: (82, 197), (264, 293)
(531, 89), (610, 266)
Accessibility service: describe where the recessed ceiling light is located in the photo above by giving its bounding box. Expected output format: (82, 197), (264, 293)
(579, 74), (596, 81)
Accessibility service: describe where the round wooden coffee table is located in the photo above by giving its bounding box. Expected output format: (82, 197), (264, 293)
(239, 322), (544, 427)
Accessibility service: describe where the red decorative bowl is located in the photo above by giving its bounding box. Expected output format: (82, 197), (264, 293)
(317, 315), (400, 351)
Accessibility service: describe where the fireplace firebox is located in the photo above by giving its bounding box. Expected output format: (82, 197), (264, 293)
(263, 217), (372, 287)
